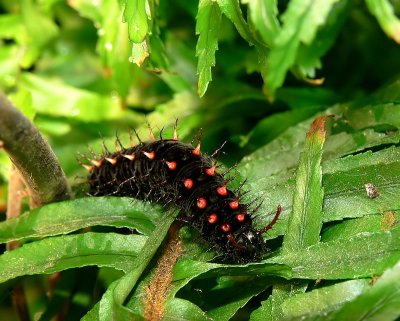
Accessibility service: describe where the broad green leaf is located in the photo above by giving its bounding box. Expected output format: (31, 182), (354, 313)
(165, 298), (211, 321)
(321, 215), (385, 242)
(206, 277), (270, 321)
(281, 279), (370, 319)
(19, 73), (123, 121)
(0, 197), (162, 243)
(250, 282), (309, 321)
(271, 228), (400, 279)
(288, 260), (400, 320)
(196, 0), (222, 97)
(0, 233), (147, 283)
(122, 0), (149, 43)
(365, 0), (400, 44)
(243, 0), (280, 46)
(265, 0), (341, 97)
(282, 116), (327, 252)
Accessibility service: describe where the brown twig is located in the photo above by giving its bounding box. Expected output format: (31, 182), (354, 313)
(0, 92), (71, 206)
(143, 223), (183, 321)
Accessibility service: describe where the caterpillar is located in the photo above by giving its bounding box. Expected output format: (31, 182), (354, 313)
(82, 124), (281, 263)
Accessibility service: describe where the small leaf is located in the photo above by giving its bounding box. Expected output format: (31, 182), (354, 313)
(365, 0), (400, 44)
(196, 0), (222, 97)
(0, 233), (147, 283)
(265, 0), (342, 97)
(0, 197), (161, 243)
(282, 116), (328, 253)
(243, 0), (280, 46)
(122, 0), (149, 43)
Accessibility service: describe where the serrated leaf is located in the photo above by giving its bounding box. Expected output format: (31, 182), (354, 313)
(0, 197), (162, 243)
(196, 0), (222, 97)
(265, 0), (341, 97)
(288, 260), (400, 321)
(122, 0), (149, 43)
(271, 228), (400, 279)
(365, 0), (400, 44)
(282, 116), (327, 253)
(0, 233), (147, 283)
(216, 0), (258, 45)
(243, 0), (280, 46)
(281, 279), (370, 319)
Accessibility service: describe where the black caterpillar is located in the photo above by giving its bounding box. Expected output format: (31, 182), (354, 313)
(82, 125), (281, 263)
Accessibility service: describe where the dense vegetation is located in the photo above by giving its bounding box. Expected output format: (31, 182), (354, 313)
(0, 1), (400, 320)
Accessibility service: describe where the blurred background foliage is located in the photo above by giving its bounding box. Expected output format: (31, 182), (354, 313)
(1, 0), (400, 320)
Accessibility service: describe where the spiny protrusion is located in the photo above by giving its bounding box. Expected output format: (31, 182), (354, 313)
(143, 151), (155, 160)
(208, 214), (218, 224)
(82, 164), (94, 171)
(221, 224), (231, 232)
(173, 119), (178, 141)
(128, 129), (136, 147)
(192, 142), (201, 156)
(205, 164), (217, 176)
(236, 213), (245, 222)
(229, 200), (239, 209)
(90, 159), (102, 168)
(122, 153), (135, 161)
(196, 197), (207, 209)
(105, 157), (117, 165)
(115, 133), (124, 152)
(165, 160), (177, 170)
(183, 178), (193, 189)
(216, 185), (228, 196)
(148, 125), (155, 141)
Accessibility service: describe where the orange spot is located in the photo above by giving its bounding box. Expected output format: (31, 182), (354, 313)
(229, 200), (239, 209)
(90, 159), (102, 168)
(183, 178), (193, 189)
(208, 214), (218, 224)
(205, 165), (216, 176)
(221, 224), (231, 232)
(143, 151), (155, 160)
(236, 213), (245, 222)
(197, 197), (207, 209)
(192, 143), (201, 156)
(105, 157), (117, 165)
(216, 185), (227, 196)
(122, 153), (135, 161)
(165, 161), (177, 170)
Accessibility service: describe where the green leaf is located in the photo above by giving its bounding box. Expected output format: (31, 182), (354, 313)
(93, 210), (179, 321)
(0, 233), (147, 283)
(282, 116), (327, 253)
(365, 0), (400, 44)
(19, 73), (123, 121)
(0, 197), (162, 243)
(281, 279), (370, 319)
(270, 228), (400, 279)
(243, 0), (280, 46)
(196, 0), (222, 97)
(288, 260), (400, 320)
(216, 0), (259, 45)
(165, 298), (211, 321)
(122, 0), (149, 43)
(265, 0), (342, 97)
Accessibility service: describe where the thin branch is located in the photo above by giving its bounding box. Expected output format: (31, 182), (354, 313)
(0, 92), (71, 207)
